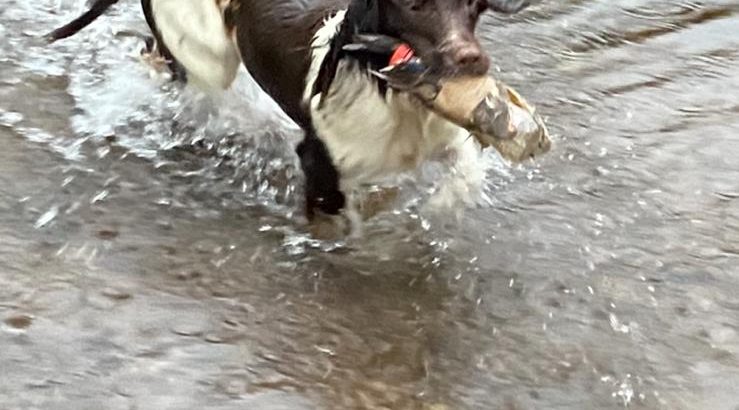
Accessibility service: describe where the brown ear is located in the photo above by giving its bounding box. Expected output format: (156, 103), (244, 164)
(487, 0), (530, 14)
(342, 34), (403, 54)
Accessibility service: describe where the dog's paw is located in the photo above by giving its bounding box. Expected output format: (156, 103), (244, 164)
(297, 131), (346, 218)
(306, 189), (346, 217)
(307, 211), (347, 240)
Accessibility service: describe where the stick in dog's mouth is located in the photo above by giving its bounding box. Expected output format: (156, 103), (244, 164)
(343, 34), (552, 162)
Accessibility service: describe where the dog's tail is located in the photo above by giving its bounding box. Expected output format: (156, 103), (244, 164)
(47, 0), (122, 42)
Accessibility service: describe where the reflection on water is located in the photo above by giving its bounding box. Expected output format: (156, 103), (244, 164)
(1, 0), (738, 409)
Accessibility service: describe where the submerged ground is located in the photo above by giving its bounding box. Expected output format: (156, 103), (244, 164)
(1, 0), (738, 409)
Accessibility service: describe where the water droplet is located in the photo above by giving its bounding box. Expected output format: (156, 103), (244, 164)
(609, 313), (630, 334)
(34, 206), (59, 229)
(91, 190), (109, 204)
(0, 110), (23, 126)
(314, 345), (336, 356)
(101, 288), (132, 301)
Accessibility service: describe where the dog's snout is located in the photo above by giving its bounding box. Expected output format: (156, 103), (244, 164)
(443, 38), (491, 76)
(454, 45), (484, 69)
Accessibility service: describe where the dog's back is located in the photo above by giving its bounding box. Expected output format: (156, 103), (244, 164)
(153, 0), (355, 129)
(225, 0), (350, 127)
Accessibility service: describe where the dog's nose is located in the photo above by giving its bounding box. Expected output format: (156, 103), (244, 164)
(454, 46), (481, 66)
(452, 44), (490, 75)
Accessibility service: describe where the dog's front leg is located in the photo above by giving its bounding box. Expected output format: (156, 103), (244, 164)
(295, 126), (346, 220)
(427, 126), (487, 213)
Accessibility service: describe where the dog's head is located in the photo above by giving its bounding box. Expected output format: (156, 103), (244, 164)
(349, 0), (529, 76)
(313, 0), (528, 102)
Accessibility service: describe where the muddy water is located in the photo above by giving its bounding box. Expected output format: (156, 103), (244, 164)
(1, 1), (738, 409)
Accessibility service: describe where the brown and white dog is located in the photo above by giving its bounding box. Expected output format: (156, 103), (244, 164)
(49, 0), (529, 222)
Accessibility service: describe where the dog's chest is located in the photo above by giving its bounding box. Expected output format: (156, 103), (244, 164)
(304, 12), (459, 187)
(311, 68), (450, 183)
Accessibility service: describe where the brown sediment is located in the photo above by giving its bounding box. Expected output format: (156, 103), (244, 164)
(4, 315), (33, 329)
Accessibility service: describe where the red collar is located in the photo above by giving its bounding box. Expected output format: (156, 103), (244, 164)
(388, 43), (414, 66)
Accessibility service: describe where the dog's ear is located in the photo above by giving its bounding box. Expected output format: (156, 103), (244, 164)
(342, 33), (401, 55)
(487, 0), (531, 14)
(345, 0), (380, 33)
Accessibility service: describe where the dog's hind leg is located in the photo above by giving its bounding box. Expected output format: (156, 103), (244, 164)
(147, 0), (241, 91)
(141, 0), (187, 82)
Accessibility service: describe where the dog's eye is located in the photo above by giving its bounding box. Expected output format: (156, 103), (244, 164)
(468, 0), (489, 13)
(407, 0), (429, 11)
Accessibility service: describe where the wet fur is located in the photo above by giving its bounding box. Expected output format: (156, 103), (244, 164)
(303, 9), (484, 219)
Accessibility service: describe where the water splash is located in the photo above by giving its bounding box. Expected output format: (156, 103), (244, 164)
(34, 205), (60, 229)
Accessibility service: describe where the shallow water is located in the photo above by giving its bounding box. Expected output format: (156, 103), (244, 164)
(1, 0), (738, 409)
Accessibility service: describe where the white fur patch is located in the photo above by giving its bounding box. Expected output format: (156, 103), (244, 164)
(303, 10), (347, 104)
(304, 12), (485, 206)
(151, 0), (241, 90)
